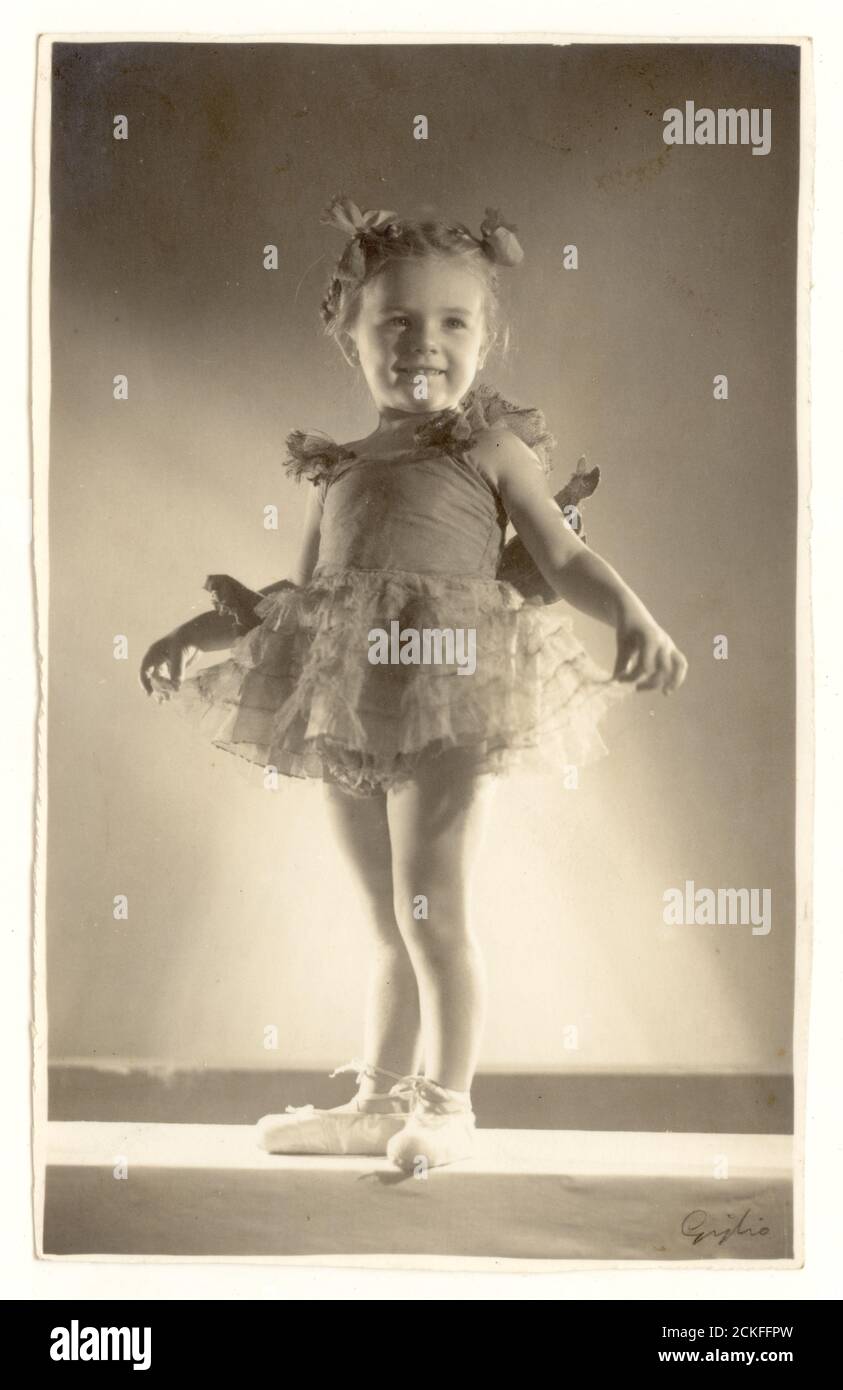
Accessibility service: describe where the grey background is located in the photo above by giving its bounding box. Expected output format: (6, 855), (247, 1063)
(46, 41), (799, 1078)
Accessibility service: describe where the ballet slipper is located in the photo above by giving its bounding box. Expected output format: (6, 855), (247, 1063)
(385, 1075), (477, 1172)
(256, 1059), (413, 1156)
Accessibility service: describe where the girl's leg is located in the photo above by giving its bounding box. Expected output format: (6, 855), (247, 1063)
(323, 782), (423, 1101)
(385, 749), (498, 1094)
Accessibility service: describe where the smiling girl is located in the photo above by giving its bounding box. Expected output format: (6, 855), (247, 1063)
(139, 195), (687, 1172)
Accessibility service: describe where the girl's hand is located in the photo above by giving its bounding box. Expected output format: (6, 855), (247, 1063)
(139, 629), (200, 703)
(612, 600), (688, 695)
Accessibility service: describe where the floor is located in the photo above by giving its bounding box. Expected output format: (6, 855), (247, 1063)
(42, 1122), (794, 1263)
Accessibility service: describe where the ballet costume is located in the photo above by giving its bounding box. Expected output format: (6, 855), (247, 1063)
(165, 382), (634, 1168)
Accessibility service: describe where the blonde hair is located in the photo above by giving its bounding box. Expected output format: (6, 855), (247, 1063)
(319, 204), (521, 359)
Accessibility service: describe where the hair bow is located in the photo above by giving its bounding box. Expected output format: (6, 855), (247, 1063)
(477, 208), (524, 266)
(319, 193), (525, 273)
(320, 194), (399, 238)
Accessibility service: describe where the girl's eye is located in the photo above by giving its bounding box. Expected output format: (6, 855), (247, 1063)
(388, 316), (410, 327)
(445, 317), (466, 329)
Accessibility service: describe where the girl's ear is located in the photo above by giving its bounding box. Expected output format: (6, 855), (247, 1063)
(337, 332), (359, 368)
(477, 330), (496, 370)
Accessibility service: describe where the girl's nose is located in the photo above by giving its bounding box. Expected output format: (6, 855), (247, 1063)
(405, 321), (439, 353)
(410, 334), (440, 355)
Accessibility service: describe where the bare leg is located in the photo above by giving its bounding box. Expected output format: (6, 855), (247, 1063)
(323, 782), (422, 1102)
(385, 750), (498, 1093)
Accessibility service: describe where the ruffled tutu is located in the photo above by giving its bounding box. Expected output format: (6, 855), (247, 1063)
(168, 563), (633, 798)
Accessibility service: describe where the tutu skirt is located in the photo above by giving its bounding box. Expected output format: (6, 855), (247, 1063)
(169, 564), (632, 798)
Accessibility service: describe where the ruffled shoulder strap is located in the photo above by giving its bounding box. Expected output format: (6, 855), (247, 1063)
(283, 429), (357, 486)
(414, 383), (556, 476)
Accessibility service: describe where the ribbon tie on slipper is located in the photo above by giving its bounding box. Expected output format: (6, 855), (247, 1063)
(326, 1058), (469, 1113)
(386, 1074), (466, 1114)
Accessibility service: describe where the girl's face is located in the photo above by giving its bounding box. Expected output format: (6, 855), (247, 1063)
(346, 258), (489, 416)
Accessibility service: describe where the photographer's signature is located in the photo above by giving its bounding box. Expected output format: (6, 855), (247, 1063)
(681, 1208), (770, 1246)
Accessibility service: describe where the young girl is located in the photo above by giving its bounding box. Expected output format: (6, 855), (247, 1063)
(139, 194), (687, 1173)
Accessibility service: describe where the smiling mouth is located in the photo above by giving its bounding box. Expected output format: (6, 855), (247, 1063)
(396, 367), (445, 377)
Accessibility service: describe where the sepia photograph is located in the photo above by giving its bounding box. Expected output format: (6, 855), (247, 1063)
(32, 33), (809, 1269)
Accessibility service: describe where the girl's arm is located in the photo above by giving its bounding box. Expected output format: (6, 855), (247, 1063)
(477, 429), (688, 694)
(142, 486), (325, 696)
(289, 484), (324, 586)
(171, 487), (325, 653)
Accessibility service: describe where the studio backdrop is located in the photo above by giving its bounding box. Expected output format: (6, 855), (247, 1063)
(43, 41), (800, 1122)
